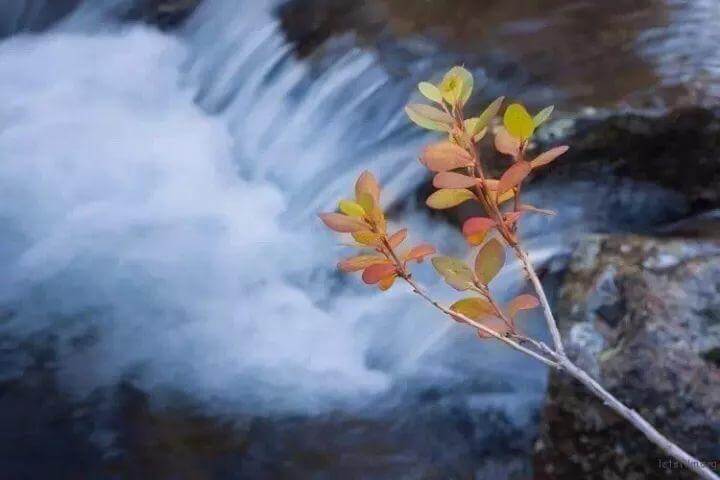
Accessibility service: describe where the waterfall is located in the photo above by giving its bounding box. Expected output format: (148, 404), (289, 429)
(0, 0), (547, 415)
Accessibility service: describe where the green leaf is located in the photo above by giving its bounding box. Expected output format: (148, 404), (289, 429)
(472, 96), (505, 134)
(432, 255), (475, 291)
(474, 238), (505, 284)
(405, 104), (453, 132)
(426, 188), (476, 209)
(533, 105), (554, 127)
(503, 103), (535, 140)
(418, 82), (443, 103)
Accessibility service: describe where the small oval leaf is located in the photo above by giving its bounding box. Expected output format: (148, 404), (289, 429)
(504, 103), (535, 140)
(338, 199), (366, 218)
(477, 317), (512, 339)
(462, 217), (496, 245)
(533, 105), (554, 127)
(338, 255), (388, 272)
(474, 238), (505, 285)
(497, 160), (531, 195)
(405, 104), (454, 132)
(432, 256), (475, 291)
(420, 141), (474, 172)
(433, 171), (478, 189)
(405, 244), (436, 263)
(507, 294), (540, 318)
(388, 228), (408, 248)
(352, 230), (382, 246)
(473, 96), (505, 133)
(355, 171), (380, 205)
(426, 188), (476, 209)
(531, 145), (569, 169)
(319, 213), (367, 233)
(378, 274), (396, 291)
(494, 127), (521, 156)
(418, 82), (443, 103)
(362, 263), (397, 285)
(450, 297), (495, 321)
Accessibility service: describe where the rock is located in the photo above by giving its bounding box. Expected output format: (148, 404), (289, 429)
(121, 0), (202, 29)
(534, 234), (720, 479)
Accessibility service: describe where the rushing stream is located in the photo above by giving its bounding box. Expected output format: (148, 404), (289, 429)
(0, 0), (718, 477)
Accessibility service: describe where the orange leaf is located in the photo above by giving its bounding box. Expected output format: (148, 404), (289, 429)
(338, 255), (388, 272)
(503, 211), (523, 227)
(420, 141), (474, 172)
(497, 160), (531, 195)
(494, 127), (521, 156)
(378, 275), (396, 291)
(507, 294), (540, 318)
(462, 217), (496, 246)
(362, 263), (397, 284)
(433, 171), (478, 189)
(319, 213), (367, 233)
(405, 244), (436, 263)
(531, 145), (569, 169)
(388, 229), (408, 248)
(355, 171), (380, 205)
(474, 238), (505, 284)
(477, 317), (512, 338)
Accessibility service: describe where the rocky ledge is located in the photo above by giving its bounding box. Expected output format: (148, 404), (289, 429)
(535, 234), (720, 479)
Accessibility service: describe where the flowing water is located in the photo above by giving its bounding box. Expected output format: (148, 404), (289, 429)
(0, 0), (718, 476)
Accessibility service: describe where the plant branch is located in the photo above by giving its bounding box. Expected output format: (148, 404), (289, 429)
(512, 245), (565, 355)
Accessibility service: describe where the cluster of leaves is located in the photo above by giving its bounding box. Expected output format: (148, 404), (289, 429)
(320, 65), (569, 340)
(319, 171), (435, 291)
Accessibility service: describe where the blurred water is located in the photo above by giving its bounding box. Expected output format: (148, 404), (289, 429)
(0, 0), (549, 421)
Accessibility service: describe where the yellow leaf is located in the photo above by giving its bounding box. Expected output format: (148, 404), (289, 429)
(497, 189), (515, 204)
(418, 82), (443, 103)
(533, 105), (554, 127)
(338, 199), (365, 218)
(405, 104), (453, 132)
(431, 255), (475, 291)
(474, 238), (505, 284)
(426, 188), (476, 209)
(439, 66), (473, 106)
(503, 103), (535, 140)
(450, 297), (495, 320)
(352, 230), (382, 246)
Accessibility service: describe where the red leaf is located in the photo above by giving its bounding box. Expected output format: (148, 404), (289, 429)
(433, 171), (478, 189)
(319, 213), (367, 233)
(362, 263), (397, 284)
(420, 141), (474, 172)
(405, 244), (436, 263)
(355, 171), (380, 204)
(497, 160), (531, 195)
(531, 146), (568, 169)
(507, 294), (540, 318)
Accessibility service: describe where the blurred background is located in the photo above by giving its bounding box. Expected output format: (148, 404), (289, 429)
(0, 0), (718, 479)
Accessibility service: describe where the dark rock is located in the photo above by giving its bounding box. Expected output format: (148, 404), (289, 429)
(121, 0), (202, 29)
(534, 234), (720, 479)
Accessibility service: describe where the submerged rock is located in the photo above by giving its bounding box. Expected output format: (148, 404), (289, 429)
(535, 234), (720, 479)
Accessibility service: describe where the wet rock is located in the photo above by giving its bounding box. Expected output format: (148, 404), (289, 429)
(122, 0), (202, 29)
(534, 234), (720, 479)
